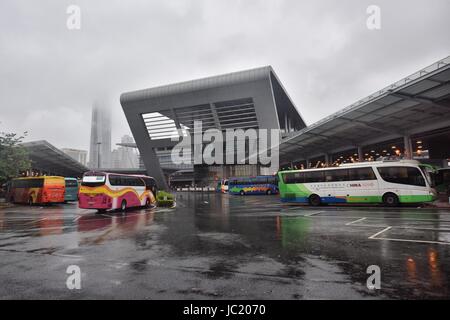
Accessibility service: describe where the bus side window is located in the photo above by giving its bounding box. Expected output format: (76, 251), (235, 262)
(283, 172), (304, 184)
(109, 175), (118, 186)
(348, 168), (376, 181)
(305, 171), (324, 183)
(377, 166), (425, 187)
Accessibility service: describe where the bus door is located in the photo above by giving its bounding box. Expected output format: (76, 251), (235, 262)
(347, 167), (380, 202)
(323, 169), (348, 202)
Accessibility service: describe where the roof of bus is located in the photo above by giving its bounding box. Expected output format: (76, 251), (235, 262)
(83, 171), (154, 179)
(279, 160), (422, 173)
(13, 176), (65, 180)
(229, 175), (276, 180)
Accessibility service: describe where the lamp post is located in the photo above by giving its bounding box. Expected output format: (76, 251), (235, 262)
(97, 142), (102, 169)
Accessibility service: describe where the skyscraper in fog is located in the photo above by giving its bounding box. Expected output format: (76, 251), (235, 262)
(88, 101), (112, 168)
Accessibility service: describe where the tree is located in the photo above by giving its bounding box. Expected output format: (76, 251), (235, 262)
(0, 131), (31, 185)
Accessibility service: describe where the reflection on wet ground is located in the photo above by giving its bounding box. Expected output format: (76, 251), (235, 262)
(0, 193), (449, 299)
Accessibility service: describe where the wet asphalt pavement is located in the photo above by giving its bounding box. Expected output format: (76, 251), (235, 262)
(0, 192), (449, 299)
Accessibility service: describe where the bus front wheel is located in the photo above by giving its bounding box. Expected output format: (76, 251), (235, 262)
(120, 200), (127, 212)
(309, 194), (321, 206)
(266, 189), (272, 195)
(383, 193), (399, 207)
(239, 190), (245, 196)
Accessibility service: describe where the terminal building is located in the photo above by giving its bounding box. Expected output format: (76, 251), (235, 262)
(121, 66), (306, 189)
(121, 56), (450, 189)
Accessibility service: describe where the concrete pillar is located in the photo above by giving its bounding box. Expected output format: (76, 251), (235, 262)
(404, 135), (413, 160)
(284, 113), (288, 133)
(357, 146), (364, 162)
(324, 154), (330, 166)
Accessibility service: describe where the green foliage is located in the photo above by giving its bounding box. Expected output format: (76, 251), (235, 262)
(0, 131), (31, 184)
(156, 190), (175, 207)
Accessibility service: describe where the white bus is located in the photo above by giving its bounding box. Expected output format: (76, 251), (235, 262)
(78, 171), (157, 212)
(278, 160), (437, 206)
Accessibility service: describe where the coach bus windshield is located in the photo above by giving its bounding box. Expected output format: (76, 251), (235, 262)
(81, 174), (106, 187)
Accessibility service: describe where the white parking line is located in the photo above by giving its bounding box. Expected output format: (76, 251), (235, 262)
(345, 217), (367, 225)
(372, 237), (450, 246)
(368, 226), (392, 239)
(52, 253), (83, 259)
(0, 217), (38, 220)
(23, 217), (47, 225)
(356, 224), (450, 232)
(304, 211), (325, 217)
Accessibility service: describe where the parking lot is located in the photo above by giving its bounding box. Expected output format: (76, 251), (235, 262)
(0, 192), (449, 299)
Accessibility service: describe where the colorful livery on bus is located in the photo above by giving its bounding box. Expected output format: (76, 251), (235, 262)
(278, 160), (436, 206)
(78, 171), (157, 212)
(228, 175), (279, 196)
(8, 176), (66, 205)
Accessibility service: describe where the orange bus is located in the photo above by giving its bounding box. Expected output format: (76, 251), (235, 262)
(7, 176), (66, 205)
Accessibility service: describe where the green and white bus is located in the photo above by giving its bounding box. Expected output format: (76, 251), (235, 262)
(278, 160), (437, 206)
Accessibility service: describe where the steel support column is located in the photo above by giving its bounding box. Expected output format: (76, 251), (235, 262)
(404, 135), (413, 160)
(357, 146), (364, 162)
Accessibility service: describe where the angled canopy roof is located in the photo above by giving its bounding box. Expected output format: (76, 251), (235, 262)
(279, 56), (450, 162)
(21, 140), (89, 177)
(121, 65), (306, 137)
(121, 66), (274, 103)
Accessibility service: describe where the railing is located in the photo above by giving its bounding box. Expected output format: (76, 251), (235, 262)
(175, 187), (217, 192)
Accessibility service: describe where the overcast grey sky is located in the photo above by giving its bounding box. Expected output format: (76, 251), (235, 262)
(0, 0), (449, 152)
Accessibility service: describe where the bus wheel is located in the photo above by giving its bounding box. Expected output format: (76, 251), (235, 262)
(120, 200), (127, 212)
(239, 190), (245, 196)
(266, 189), (272, 195)
(383, 193), (399, 207)
(309, 194), (321, 206)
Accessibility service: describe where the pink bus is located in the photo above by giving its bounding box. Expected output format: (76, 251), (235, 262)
(78, 171), (157, 212)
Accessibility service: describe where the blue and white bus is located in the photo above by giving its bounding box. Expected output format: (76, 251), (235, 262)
(228, 176), (279, 196)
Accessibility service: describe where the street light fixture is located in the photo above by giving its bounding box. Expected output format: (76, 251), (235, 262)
(97, 142), (102, 168)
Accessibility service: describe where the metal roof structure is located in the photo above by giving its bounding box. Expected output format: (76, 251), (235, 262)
(121, 66), (306, 141)
(21, 140), (89, 177)
(123, 66), (293, 106)
(279, 56), (450, 163)
(121, 65), (307, 189)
